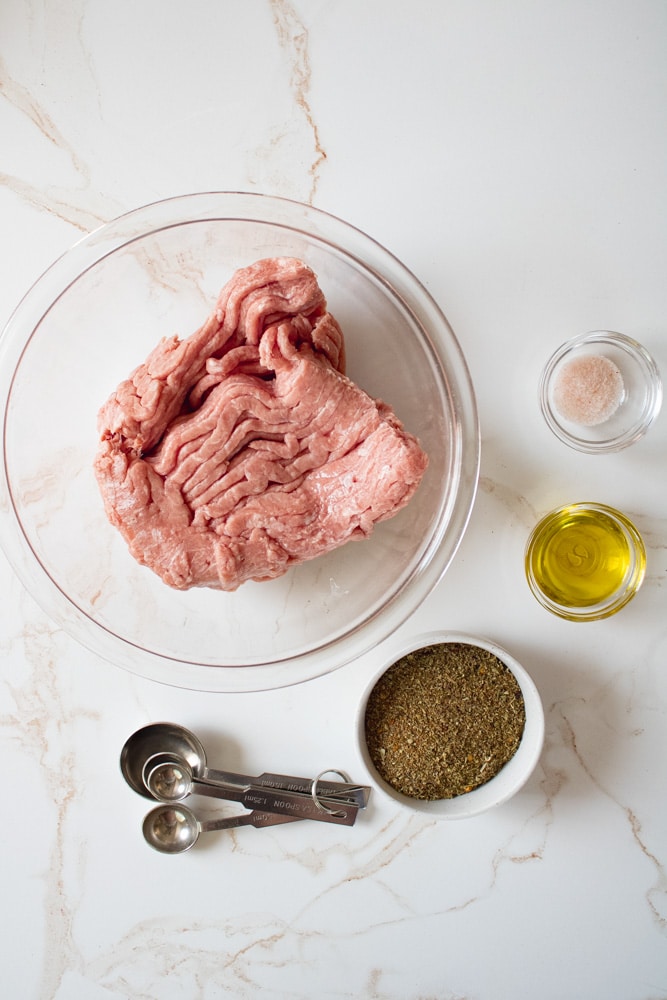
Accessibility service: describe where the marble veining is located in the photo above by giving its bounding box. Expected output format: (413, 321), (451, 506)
(0, 18), (122, 232)
(2, 616), (86, 998)
(553, 700), (667, 930)
(1, 2), (666, 998)
(270, 0), (327, 203)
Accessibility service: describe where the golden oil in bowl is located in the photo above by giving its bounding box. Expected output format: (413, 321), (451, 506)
(525, 502), (646, 621)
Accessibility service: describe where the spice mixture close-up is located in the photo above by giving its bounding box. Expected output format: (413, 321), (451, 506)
(364, 643), (526, 800)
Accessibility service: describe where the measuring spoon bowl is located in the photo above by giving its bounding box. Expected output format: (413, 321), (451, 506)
(121, 723), (207, 800)
(143, 803), (201, 853)
(143, 754), (196, 801)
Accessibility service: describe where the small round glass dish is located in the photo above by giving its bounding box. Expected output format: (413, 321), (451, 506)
(525, 502), (646, 622)
(356, 631), (544, 819)
(0, 193), (479, 692)
(539, 331), (662, 453)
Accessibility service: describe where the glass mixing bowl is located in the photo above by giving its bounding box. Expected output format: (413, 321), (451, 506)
(0, 193), (479, 692)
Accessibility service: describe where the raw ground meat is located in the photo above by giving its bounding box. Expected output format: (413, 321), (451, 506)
(94, 257), (429, 591)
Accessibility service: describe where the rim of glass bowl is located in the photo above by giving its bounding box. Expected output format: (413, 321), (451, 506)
(538, 330), (662, 454)
(0, 192), (480, 692)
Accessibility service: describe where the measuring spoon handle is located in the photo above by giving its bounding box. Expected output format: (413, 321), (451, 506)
(194, 779), (358, 825)
(244, 786), (357, 825)
(202, 765), (370, 807)
(199, 811), (302, 833)
(255, 771), (370, 807)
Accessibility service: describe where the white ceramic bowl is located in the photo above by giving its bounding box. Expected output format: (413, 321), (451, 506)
(356, 631), (545, 819)
(0, 194), (479, 692)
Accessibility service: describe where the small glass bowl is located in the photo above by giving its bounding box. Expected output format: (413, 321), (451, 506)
(525, 502), (646, 622)
(355, 631), (545, 820)
(539, 331), (662, 453)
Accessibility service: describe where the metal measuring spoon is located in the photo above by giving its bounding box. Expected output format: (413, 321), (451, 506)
(120, 723), (205, 800)
(121, 722), (369, 806)
(141, 753), (358, 825)
(143, 753), (357, 810)
(142, 803), (301, 854)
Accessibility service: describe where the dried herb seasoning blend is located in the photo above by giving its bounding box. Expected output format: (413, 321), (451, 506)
(364, 642), (526, 800)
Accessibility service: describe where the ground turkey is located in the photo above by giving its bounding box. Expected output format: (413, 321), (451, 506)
(94, 257), (428, 591)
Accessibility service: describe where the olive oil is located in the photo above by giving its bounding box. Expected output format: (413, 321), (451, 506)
(526, 503), (646, 620)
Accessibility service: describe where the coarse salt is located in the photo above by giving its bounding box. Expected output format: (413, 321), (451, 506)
(552, 354), (624, 426)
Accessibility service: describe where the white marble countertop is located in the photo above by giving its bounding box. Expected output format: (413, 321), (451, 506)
(1, 3), (666, 998)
